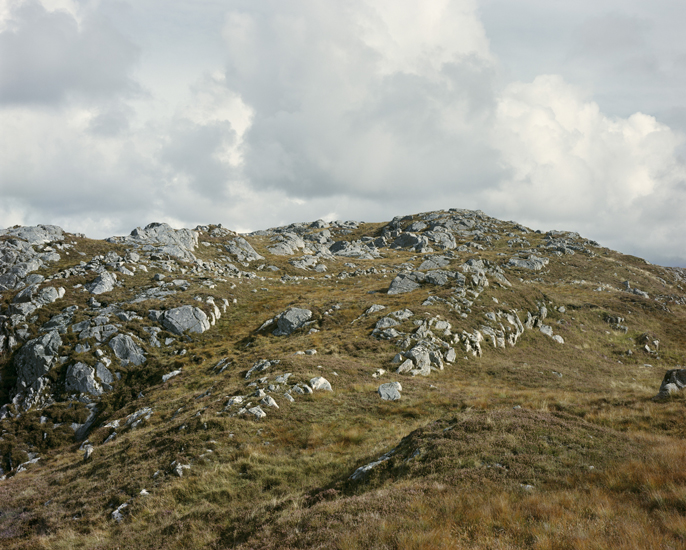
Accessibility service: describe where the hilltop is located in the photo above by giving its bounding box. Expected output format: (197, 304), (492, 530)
(1, 209), (686, 549)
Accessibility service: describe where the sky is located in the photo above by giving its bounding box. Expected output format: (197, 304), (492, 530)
(0, 0), (685, 266)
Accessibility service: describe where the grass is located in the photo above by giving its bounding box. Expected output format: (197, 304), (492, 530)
(0, 213), (685, 548)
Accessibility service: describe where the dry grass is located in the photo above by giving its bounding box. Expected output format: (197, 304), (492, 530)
(1, 217), (686, 548)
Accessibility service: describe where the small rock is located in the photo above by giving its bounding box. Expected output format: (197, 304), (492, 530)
(112, 503), (128, 522)
(260, 395), (279, 408)
(83, 445), (94, 462)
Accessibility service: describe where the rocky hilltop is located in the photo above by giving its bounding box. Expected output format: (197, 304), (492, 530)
(0, 209), (685, 548)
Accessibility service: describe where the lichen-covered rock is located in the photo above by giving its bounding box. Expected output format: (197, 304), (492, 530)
(109, 334), (146, 366)
(161, 306), (210, 335)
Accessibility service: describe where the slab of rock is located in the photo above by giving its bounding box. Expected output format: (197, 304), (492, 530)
(65, 362), (103, 396)
(273, 308), (312, 336)
(310, 376), (332, 391)
(387, 273), (422, 295)
(406, 346), (431, 376)
(245, 359), (279, 379)
(86, 272), (117, 295)
(378, 382), (402, 401)
(95, 362), (114, 388)
(109, 334), (146, 366)
(162, 306), (210, 335)
(267, 242), (294, 255)
(419, 256), (451, 271)
(507, 255), (549, 271)
(391, 309), (414, 321)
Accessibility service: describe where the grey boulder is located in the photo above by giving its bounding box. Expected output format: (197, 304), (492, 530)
(86, 271), (117, 295)
(387, 273), (422, 295)
(14, 331), (62, 391)
(273, 308), (313, 336)
(310, 376), (332, 391)
(161, 306), (211, 335)
(65, 362), (103, 396)
(378, 382), (402, 401)
(109, 334), (146, 366)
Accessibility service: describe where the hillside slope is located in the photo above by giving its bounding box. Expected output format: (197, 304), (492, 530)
(1, 209), (685, 549)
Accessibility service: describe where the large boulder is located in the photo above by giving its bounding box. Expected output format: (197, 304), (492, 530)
(109, 334), (146, 366)
(14, 331), (62, 391)
(273, 308), (313, 336)
(107, 222), (198, 261)
(0, 225), (65, 244)
(65, 362), (103, 396)
(161, 306), (211, 335)
(655, 369), (686, 399)
(86, 271), (117, 295)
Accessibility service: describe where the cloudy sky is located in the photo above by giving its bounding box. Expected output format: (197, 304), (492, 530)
(1, 0), (685, 266)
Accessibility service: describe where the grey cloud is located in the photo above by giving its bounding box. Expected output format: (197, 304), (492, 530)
(573, 13), (649, 56)
(0, 1), (141, 105)
(160, 118), (238, 198)
(225, 4), (504, 199)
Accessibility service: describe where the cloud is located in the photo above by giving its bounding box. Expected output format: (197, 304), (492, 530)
(0, 0), (685, 266)
(222, 0), (501, 199)
(0, 0), (140, 105)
